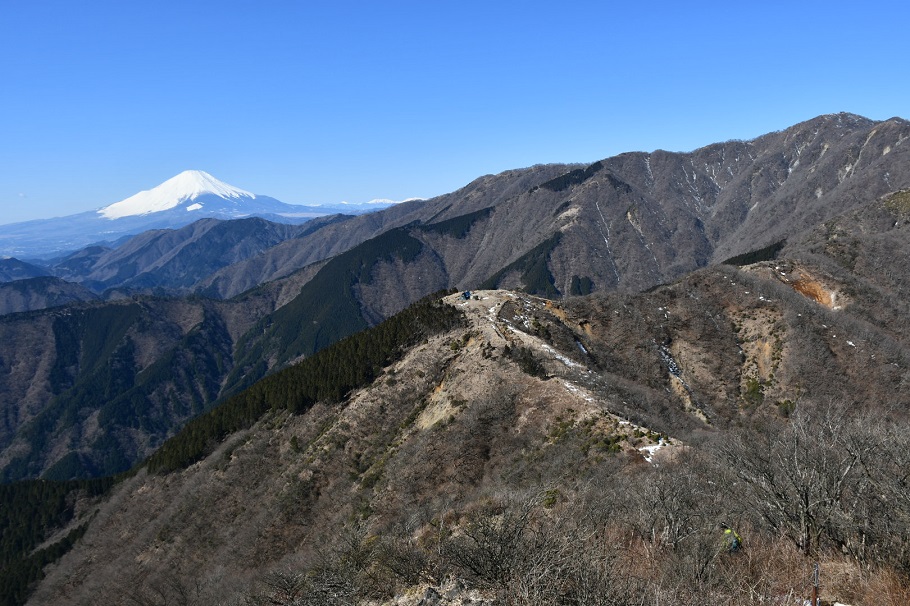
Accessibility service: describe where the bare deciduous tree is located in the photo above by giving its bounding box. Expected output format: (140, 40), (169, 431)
(716, 404), (876, 557)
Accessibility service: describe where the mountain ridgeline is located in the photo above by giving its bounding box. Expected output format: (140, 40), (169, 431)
(3, 113), (910, 604)
(2, 113), (910, 484)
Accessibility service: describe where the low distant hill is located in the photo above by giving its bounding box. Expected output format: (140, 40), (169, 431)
(0, 258), (48, 282)
(0, 277), (97, 315)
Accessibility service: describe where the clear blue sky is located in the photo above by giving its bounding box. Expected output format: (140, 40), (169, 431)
(2, 1), (907, 224)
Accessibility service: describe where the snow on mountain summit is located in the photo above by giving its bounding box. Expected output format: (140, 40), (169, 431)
(98, 170), (256, 220)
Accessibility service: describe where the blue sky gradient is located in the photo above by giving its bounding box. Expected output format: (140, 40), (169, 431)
(2, 1), (907, 224)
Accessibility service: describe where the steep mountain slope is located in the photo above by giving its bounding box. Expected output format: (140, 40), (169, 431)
(467, 113), (910, 294)
(0, 292), (281, 481)
(215, 114), (910, 387)
(197, 164), (578, 298)
(27, 265), (910, 604)
(198, 114), (910, 304)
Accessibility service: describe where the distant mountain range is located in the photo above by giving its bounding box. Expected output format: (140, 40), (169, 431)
(5, 113), (910, 606)
(14, 112), (907, 307)
(2, 113), (910, 484)
(0, 170), (403, 259)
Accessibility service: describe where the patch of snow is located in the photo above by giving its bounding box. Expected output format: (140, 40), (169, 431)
(658, 346), (681, 377)
(640, 438), (666, 463)
(186, 203), (203, 211)
(562, 380), (594, 402)
(837, 163), (853, 183)
(337, 197), (422, 206)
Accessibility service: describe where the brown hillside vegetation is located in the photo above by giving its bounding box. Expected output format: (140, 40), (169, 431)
(29, 273), (910, 605)
(12, 114), (910, 605)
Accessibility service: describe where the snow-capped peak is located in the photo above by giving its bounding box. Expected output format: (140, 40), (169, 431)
(98, 170), (255, 220)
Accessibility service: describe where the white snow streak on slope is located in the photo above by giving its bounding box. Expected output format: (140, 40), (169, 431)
(593, 199), (622, 282)
(98, 170), (255, 219)
(541, 344), (583, 369)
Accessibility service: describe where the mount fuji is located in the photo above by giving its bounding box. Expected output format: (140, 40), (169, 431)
(0, 171), (401, 259)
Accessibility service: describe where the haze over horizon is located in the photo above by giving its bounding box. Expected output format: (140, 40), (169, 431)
(3, 0), (908, 225)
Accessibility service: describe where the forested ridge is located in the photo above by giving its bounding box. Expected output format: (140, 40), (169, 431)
(0, 478), (113, 606)
(146, 291), (464, 473)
